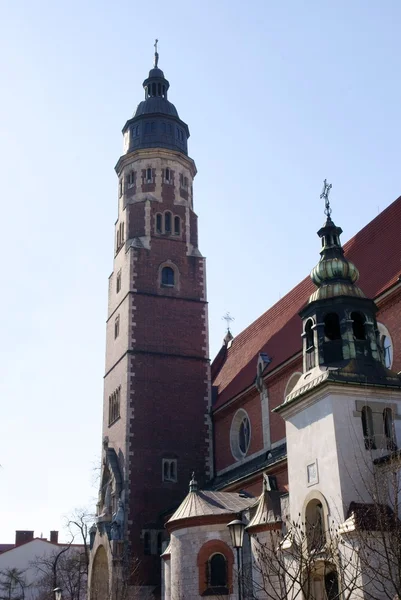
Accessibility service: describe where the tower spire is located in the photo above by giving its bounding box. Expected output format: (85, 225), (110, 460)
(154, 38), (159, 68)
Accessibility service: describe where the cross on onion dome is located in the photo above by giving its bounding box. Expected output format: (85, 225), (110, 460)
(320, 179), (333, 217)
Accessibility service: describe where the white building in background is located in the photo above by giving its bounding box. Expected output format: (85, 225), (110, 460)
(0, 531), (85, 600)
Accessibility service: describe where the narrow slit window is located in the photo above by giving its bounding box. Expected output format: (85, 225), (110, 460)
(146, 168), (152, 183)
(174, 216), (180, 235)
(114, 315), (120, 339)
(165, 212), (172, 233)
(165, 167), (170, 182)
(157, 532), (163, 556)
(156, 213), (162, 234)
(383, 408), (396, 450)
(116, 270), (121, 293)
(144, 532), (151, 555)
(361, 406), (376, 449)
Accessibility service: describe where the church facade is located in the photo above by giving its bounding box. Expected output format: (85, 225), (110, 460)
(88, 52), (401, 600)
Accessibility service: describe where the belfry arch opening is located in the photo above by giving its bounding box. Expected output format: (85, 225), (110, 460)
(351, 311), (366, 340)
(324, 313), (341, 341)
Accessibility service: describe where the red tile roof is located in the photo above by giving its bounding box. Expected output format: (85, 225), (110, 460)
(212, 195), (401, 409)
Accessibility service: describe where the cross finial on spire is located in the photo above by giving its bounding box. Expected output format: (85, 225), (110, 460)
(189, 471), (198, 492)
(154, 39), (159, 68)
(320, 179), (333, 217)
(222, 311), (235, 332)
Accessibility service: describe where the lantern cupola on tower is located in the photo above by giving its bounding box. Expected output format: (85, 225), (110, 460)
(299, 181), (397, 382)
(122, 40), (189, 155)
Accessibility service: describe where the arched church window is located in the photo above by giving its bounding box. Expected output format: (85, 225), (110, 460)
(209, 553), (227, 588)
(146, 167), (152, 183)
(165, 167), (170, 182)
(324, 313), (341, 341)
(238, 415), (250, 455)
(230, 409), (251, 460)
(351, 311), (366, 340)
(305, 500), (325, 552)
(164, 212), (172, 233)
(161, 267), (174, 287)
(174, 216), (180, 236)
(361, 406), (376, 450)
(325, 571), (340, 600)
(383, 407), (396, 451)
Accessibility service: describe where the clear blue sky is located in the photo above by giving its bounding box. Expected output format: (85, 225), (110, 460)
(0, 0), (400, 542)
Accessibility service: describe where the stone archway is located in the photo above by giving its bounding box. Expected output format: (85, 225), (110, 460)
(91, 545), (109, 600)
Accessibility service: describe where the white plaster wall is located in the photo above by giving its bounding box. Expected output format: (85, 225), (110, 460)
(0, 541), (83, 600)
(286, 394), (343, 524)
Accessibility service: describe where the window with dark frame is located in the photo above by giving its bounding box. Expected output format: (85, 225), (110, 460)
(164, 212), (172, 233)
(161, 266), (175, 287)
(162, 458), (177, 482)
(208, 553), (227, 589)
(156, 213), (162, 234)
(383, 407), (397, 450)
(361, 406), (376, 449)
(174, 216), (180, 236)
(146, 168), (152, 183)
(116, 270), (121, 293)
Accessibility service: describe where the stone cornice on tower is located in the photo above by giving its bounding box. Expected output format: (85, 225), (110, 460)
(114, 147), (197, 177)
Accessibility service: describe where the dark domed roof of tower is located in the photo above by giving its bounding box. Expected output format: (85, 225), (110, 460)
(134, 97), (179, 118)
(121, 42), (190, 156)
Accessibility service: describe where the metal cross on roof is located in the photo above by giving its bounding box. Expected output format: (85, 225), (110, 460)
(222, 311), (235, 331)
(154, 39), (159, 68)
(320, 179), (333, 217)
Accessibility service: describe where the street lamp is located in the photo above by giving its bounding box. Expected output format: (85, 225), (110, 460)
(227, 519), (245, 600)
(53, 588), (62, 600)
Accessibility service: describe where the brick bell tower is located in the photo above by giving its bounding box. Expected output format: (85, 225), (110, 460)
(88, 44), (212, 600)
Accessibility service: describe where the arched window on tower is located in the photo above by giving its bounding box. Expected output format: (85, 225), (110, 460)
(323, 313), (342, 363)
(305, 319), (315, 370)
(164, 212), (172, 233)
(161, 267), (175, 287)
(361, 406), (376, 449)
(156, 214), (162, 234)
(383, 407), (396, 451)
(165, 167), (170, 183)
(208, 554), (227, 589)
(146, 168), (152, 183)
(351, 312), (366, 340)
(174, 216), (180, 236)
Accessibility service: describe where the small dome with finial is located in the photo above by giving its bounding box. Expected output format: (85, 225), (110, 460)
(309, 181), (365, 303)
